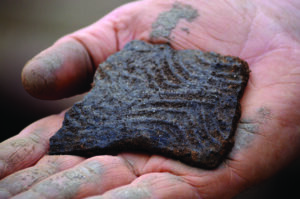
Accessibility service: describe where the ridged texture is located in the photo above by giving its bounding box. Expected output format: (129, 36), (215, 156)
(49, 40), (249, 169)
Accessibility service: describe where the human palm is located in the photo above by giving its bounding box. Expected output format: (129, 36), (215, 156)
(1, 0), (299, 198)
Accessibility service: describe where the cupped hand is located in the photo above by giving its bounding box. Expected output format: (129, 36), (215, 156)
(1, 0), (300, 198)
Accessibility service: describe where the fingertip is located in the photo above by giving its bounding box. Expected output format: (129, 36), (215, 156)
(22, 39), (94, 100)
(21, 55), (58, 100)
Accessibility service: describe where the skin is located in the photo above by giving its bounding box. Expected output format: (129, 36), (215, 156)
(0, 0), (300, 198)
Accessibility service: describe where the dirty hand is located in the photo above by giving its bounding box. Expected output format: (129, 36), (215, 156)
(1, 0), (300, 198)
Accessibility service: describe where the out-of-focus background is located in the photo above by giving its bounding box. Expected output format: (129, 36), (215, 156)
(0, 0), (131, 141)
(0, 1), (298, 198)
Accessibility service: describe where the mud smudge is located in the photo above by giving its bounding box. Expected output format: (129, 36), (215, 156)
(180, 27), (190, 34)
(150, 2), (198, 41)
(229, 106), (272, 157)
(28, 161), (104, 199)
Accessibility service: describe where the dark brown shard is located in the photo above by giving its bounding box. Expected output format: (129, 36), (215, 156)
(49, 40), (249, 169)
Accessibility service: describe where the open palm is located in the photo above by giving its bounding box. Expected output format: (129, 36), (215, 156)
(1, 0), (300, 198)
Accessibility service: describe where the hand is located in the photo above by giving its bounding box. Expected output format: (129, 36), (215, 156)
(1, 0), (300, 198)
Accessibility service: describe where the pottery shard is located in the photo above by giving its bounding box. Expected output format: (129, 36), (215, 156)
(49, 40), (249, 169)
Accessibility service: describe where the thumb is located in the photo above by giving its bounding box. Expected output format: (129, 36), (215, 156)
(21, 8), (123, 100)
(22, 38), (94, 99)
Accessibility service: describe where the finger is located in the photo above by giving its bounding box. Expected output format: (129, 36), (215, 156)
(0, 112), (64, 179)
(22, 37), (96, 99)
(86, 173), (201, 199)
(0, 155), (84, 198)
(21, 2), (141, 99)
(12, 155), (137, 199)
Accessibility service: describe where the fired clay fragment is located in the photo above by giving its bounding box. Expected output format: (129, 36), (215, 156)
(49, 40), (249, 169)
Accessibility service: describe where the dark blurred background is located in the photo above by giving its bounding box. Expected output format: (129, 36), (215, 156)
(0, 1), (298, 198)
(0, 0), (132, 141)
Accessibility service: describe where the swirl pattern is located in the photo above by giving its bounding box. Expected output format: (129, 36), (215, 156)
(49, 40), (249, 169)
